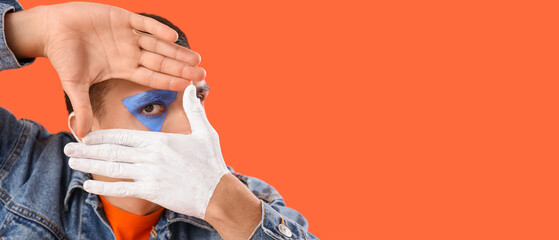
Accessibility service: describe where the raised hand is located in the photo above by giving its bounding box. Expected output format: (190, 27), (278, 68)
(5, 2), (205, 137)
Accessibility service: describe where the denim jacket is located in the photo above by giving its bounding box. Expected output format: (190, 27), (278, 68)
(0, 1), (318, 239)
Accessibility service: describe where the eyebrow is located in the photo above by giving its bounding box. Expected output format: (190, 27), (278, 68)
(133, 90), (176, 103)
(196, 82), (210, 94)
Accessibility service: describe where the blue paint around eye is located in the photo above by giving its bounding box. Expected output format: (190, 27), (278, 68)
(121, 90), (178, 132)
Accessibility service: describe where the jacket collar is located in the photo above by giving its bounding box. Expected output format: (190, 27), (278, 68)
(64, 169), (90, 211)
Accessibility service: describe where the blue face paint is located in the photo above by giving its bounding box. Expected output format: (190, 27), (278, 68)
(122, 90), (178, 132)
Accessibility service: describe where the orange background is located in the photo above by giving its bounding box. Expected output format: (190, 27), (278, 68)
(1, 0), (558, 239)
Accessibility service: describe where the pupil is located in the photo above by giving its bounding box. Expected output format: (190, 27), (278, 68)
(144, 104), (154, 112)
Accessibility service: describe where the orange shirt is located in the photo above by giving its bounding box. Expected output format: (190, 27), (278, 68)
(100, 196), (165, 240)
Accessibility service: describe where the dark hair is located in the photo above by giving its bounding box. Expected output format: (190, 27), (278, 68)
(64, 13), (190, 116)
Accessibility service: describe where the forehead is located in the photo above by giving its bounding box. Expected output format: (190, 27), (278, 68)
(104, 79), (208, 99)
(106, 79), (158, 99)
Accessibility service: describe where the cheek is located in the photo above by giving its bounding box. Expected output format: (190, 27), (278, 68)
(160, 103), (192, 134)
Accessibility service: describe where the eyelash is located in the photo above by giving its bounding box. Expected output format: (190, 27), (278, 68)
(140, 94), (204, 116)
(197, 94), (206, 101)
(140, 103), (166, 116)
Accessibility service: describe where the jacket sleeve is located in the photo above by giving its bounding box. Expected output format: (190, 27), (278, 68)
(0, 0), (34, 71)
(232, 172), (319, 240)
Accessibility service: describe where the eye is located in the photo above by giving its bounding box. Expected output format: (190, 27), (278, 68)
(141, 103), (166, 116)
(197, 93), (207, 102)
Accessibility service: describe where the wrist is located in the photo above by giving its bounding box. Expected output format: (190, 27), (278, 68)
(205, 173), (262, 240)
(5, 5), (47, 58)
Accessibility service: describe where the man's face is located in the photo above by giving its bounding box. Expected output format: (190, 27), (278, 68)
(91, 79), (208, 134)
(83, 79), (209, 207)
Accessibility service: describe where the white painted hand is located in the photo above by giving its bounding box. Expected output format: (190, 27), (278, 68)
(64, 84), (229, 219)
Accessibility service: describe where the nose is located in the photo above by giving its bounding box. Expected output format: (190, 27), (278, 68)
(160, 92), (192, 134)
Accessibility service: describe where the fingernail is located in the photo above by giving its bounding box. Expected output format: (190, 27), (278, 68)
(68, 158), (78, 168)
(83, 181), (93, 191)
(64, 144), (75, 155)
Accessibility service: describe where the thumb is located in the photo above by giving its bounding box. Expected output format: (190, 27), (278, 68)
(182, 83), (211, 135)
(65, 83), (93, 138)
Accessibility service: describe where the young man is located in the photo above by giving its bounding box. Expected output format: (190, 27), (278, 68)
(0, 1), (317, 239)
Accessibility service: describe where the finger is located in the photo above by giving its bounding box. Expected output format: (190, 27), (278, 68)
(64, 143), (148, 163)
(183, 84), (214, 135)
(69, 158), (141, 179)
(138, 34), (201, 66)
(129, 66), (192, 91)
(64, 83), (93, 138)
(83, 180), (141, 198)
(139, 51), (206, 81)
(129, 13), (177, 42)
(82, 129), (148, 147)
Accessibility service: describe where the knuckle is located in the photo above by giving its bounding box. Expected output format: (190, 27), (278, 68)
(84, 159), (96, 169)
(118, 134), (129, 146)
(139, 52), (147, 65)
(155, 23), (165, 35)
(97, 132), (105, 144)
(138, 35), (146, 48)
(148, 71), (157, 86)
(74, 145), (85, 156)
(114, 184), (128, 196)
(142, 17), (150, 30)
(151, 38), (160, 51)
(109, 163), (124, 177)
(75, 158), (87, 169)
(180, 66), (188, 79)
(176, 48), (188, 62)
(187, 52), (201, 66)
(137, 34), (144, 46)
(173, 46), (182, 60)
(159, 58), (168, 72)
(107, 146), (120, 161)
